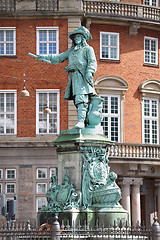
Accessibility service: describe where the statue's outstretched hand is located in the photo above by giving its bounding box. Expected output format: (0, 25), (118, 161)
(37, 55), (45, 62)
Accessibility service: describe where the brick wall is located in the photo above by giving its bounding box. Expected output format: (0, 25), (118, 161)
(90, 23), (160, 143)
(0, 18), (69, 137)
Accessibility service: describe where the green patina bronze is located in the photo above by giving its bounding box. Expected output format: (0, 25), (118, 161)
(42, 170), (79, 212)
(81, 146), (121, 209)
(29, 26), (103, 129)
(42, 145), (121, 212)
(30, 26), (127, 226)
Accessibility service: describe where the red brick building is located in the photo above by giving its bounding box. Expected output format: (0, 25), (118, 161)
(0, 0), (160, 226)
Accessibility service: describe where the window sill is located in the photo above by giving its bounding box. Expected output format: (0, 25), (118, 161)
(99, 59), (120, 63)
(143, 63), (159, 68)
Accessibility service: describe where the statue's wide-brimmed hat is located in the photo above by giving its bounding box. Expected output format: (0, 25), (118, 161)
(69, 26), (92, 42)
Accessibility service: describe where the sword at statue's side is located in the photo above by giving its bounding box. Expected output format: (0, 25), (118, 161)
(28, 53), (51, 64)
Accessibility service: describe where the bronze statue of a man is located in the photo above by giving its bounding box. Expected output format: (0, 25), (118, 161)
(36, 26), (97, 129)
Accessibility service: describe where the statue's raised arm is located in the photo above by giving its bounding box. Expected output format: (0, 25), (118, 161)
(29, 26), (102, 130)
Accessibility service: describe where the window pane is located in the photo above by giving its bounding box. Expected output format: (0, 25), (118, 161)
(102, 47), (108, 58)
(145, 38), (157, 64)
(101, 33), (118, 59)
(101, 117), (108, 137)
(152, 0), (157, 5)
(39, 30), (47, 41)
(49, 43), (56, 54)
(151, 40), (156, 51)
(144, 119), (150, 143)
(102, 34), (108, 46)
(6, 43), (13, 55)
(49, 93), (57, 112)
(152, 120), (157, 144)
(111, 117), (118, 141)
(49, 30), (56, 41)
(152, 100), (157, 117)
(102, 96), (108, 114)
(6, 31), (13, 41)
(7, 170), (15, 179)
(38, 29), (58, 55)
(111, 97), (118, 114)
(145, 39), (150, 50)
(49, 113), (57, 133)
(110, 35), (117, 47)
(6, 184), (15, 193)
(0, 114), (4, 133)
(37, 92), (59, 134)
(110, 48), (117, 59)
(0, 31), (4, 41)
(39, 93), (47, 112)
(151, 52), (156, 63)
(6, 93), (14, 112)
(37, 184), (46, 194)
(39, 113), (47, 133)
(145, 52), (150, 62)
(50, 168), (57, 177)
(144, 100), (150, 116)
(0, 93), (4, 112)
(0, 43), (4, 54)
(39, 43), (47, 55)
(37, 198), (47, 212)
(37, 169), (47, 179)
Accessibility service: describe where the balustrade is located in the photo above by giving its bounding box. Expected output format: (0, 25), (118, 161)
(109, 143), (160, 159)
(83, 0), (160, 22)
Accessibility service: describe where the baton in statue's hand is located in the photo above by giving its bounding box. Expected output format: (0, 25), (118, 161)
(28, 53), (51, 64)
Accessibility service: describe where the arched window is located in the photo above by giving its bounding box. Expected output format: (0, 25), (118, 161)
(95, 75), (128, 142)
(139, 79), (160, 144)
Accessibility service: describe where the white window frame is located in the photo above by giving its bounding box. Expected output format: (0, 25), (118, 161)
(36, 197), (47, 212)
(0, 169), (3, 179)
(36, 27), (59, 55)
(36, 183), (47, 194)
(100, 94), (120, 142)
(6, 169), (16, 180)
(144, 36), (158, 65)
(36, 89), (60, 134)
(0, 90), (17, 135)
(5, 183), (16, 194)
(144, 0), (158, 6)
(100, 32), (120, 60)
(50, 168), (57, 177)
(0, 27), (16, 56)
(36, 168), (47, 179)
(142, 97), (159, 144)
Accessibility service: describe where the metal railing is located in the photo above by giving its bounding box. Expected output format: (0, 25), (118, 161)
(0, 219), (152, 240)
(109, 143), (160, 160)
(83, 0), (160, 22)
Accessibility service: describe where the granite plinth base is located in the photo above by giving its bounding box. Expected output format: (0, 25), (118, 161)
(95, 206), (129, 227)
(37, 206), (129, 228)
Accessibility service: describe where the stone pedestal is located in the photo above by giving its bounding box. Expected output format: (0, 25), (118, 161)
(52, 129), (129, 227)
(54, 129), (111, 192)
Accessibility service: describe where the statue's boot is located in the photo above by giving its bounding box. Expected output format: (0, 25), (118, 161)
(73, 103), (87, 129)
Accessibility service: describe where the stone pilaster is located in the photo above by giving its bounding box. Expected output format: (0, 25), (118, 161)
(155, 179), (160, 221)
(131, 178), (143, 226)
(119, 177), (132, 224)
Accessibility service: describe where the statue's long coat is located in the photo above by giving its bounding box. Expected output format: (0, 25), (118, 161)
(47, 45), (97, 100)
